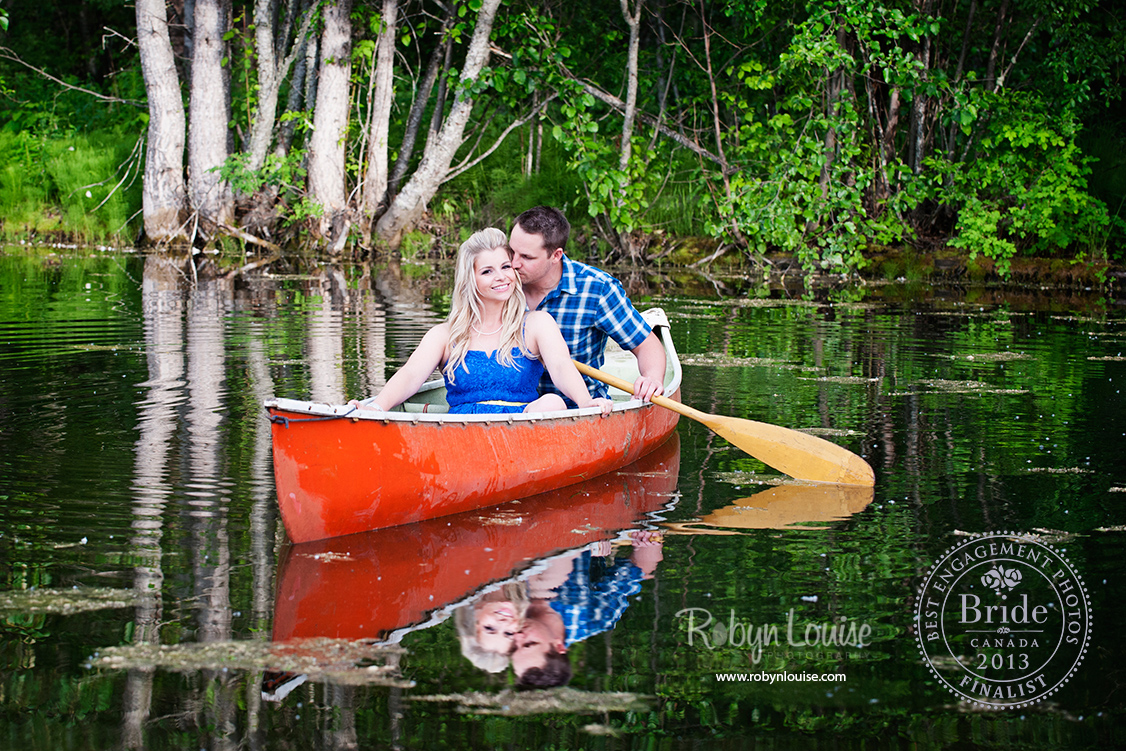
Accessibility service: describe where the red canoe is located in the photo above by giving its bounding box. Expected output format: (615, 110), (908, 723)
(265, 309), (681, 543)
(271, 434), (680, 643)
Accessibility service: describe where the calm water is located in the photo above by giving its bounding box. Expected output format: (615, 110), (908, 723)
(1, 249), (1124, 748)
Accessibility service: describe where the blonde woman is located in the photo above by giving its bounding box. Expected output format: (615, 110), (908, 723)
(354, 228), (612, 415)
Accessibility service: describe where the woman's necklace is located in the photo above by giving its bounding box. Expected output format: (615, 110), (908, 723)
(471, 321), (503, 336)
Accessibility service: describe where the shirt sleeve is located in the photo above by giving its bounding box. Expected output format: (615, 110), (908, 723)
(595, 276), (652, 352)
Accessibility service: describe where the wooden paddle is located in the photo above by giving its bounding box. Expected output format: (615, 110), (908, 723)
(574, 360), (875, 487)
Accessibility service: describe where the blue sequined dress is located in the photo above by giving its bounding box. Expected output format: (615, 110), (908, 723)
(443, 348), (545, 414)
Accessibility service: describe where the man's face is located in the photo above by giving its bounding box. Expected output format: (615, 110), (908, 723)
(509, 224), (560, 287)
(511, 617), (559, 675)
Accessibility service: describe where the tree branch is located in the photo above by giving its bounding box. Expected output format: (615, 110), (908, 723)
(571, 77), (728, 170)
(444, 95), (557, 182)
(0, 47), (143, 106)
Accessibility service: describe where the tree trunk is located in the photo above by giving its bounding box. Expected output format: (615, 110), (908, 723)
(188, 0), (234, 226)
(985, 0), (1010, 93)
(619, 0), (644, 172)
(276, 2), (311, 158)
(136, 0), (188, 242)
(306, 0), (353, 241)
(389, 10), (454, 197)
(375, 0), (502, 247)
(249, 0), (317, 168)
(428, 39), (454, 141)
(947, 0), (978, 160)
(360, 0), (400, 236)
(245, 0), (282, 173)
(909, 0), (933, 175)
(880, 85), (901, 198)
(818, 25), (850, 201)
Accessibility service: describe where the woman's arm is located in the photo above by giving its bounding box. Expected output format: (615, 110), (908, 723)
(353, 324), (450, 411)
(526, 312), (612, 414)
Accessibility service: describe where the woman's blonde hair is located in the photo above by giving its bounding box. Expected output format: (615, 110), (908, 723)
(444, 227), (531, 382)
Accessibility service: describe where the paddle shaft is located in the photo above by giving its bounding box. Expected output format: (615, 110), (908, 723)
(573, 359), (875, 486)
(572, 360), (707, 422)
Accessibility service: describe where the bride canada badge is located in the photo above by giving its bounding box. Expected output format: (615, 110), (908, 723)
(915, 531), (1092, 709)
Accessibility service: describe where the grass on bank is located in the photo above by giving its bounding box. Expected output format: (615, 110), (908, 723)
(0, 128), (143, 243)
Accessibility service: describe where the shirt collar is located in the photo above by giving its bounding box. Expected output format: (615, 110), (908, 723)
(555, 254), (579, 296)
(532, 255), (578, 311)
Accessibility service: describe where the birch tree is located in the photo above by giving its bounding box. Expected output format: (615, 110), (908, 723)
(136, 0), (187, 242)
(188, 0), (234, 227)
(388, 8), (455, 199)
(306, 0), (353, 244)
(245, 0), (317, 173)
(359, 0), (400, 238)
(374, 0), (502, 247)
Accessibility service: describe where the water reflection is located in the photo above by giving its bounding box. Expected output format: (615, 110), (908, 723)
(124, 256), (185, 749)
(666, 482), (874, 533)
(267, 435), (679, 689)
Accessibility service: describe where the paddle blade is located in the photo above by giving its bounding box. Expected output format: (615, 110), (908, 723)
(701, 413), (875, 486)
(701, 483), (875, 529)
(570, 358), (875, 486)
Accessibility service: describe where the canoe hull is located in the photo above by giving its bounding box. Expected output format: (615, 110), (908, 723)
(269, 393), (680, 542)
(271, 433), (680, 643)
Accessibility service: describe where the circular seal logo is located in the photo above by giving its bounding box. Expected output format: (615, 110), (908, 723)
(915, 531), (1091, 709)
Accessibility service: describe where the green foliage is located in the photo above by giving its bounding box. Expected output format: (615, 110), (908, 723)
(0, 0), (1121, 267)
(0, 129), (142, 240)
(398, 230), (433, 260)
(646, 183), (711, 236)
(283, 196), (325, 227)
(706, 2), (925, 272)
(937, 93), (1112, 273)
(216, 148), (308, 196)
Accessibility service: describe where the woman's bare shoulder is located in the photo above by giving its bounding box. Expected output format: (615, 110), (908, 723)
(524, 310), (559, 331)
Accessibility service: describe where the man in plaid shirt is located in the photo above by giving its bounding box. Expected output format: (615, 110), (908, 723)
(509, 206), (666, 403)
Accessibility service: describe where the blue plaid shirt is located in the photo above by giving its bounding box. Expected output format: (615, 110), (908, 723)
(548, 550), (644, 647)
(534, 256), (652, 400)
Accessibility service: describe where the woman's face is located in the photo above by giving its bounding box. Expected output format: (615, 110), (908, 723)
(475, 600), (520, 654)
(473, 246), (517, 305)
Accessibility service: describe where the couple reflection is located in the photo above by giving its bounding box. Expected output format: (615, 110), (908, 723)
(456, 530), (663, 688)
(264, 436), (680, 698)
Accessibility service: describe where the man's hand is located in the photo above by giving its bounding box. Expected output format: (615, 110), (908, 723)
(630, 332), (666, 402)
(632, 375), (664, 402)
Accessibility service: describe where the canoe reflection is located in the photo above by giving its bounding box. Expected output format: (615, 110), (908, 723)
(664, 482), (874, 534)
(271, 434), (680, 648)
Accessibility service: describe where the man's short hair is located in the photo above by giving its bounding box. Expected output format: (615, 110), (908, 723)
(515, 648), (572, 689)
(514, 206), (570, 253)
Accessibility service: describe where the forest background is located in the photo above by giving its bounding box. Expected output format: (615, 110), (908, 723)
(0, 0), (1123, 276)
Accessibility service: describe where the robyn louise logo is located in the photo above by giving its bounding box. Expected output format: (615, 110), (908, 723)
(915, 531), (1092, 709)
